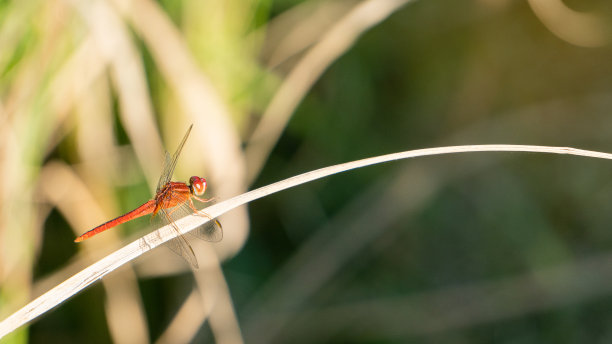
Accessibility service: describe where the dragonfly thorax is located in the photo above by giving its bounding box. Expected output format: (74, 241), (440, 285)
(189, 176), (207, 196)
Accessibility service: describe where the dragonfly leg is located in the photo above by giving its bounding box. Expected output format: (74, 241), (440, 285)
(166, 206), (181, 217)
(189, 198), (215, 219)
(189, 197), (223, 230)
(193, 195), (217, 203)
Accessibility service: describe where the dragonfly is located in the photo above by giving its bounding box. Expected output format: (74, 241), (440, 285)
(74, 125), (222, 268)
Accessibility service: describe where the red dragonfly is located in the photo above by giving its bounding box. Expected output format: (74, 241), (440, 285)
(74, 125), (222, 268)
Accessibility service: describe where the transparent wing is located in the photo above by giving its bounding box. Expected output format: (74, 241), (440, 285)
(156, 152), (172, 194)
(156, 125), (193, 193)
(151, 206), (200, 269)
(150, 199), (222, 269)
(191, 217), (223, 243)
(165, 201), (223, 243)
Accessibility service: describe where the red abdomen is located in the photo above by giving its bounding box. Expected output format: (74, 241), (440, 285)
(74, 200), (157, 242)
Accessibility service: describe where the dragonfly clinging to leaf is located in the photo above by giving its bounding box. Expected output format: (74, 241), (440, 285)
(74, 125), (222, 268)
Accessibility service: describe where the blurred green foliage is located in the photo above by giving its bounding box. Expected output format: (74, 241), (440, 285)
(2, 0), (612, 343)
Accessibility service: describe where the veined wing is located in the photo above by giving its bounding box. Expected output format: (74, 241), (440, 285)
(155, 206), (200, 269)
(165, 201), (223, 243)
(193, 218), (223, 243)
(156, 125), (193, 193)
(151, 199), (222, 269)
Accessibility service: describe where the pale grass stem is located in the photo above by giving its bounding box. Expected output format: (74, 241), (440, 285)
(1, 144), (612, 338)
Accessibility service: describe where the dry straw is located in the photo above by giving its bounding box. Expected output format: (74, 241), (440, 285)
(1, 144), (612, 338)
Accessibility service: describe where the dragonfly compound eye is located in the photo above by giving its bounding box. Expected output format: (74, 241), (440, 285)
(190, 176), (207, 195)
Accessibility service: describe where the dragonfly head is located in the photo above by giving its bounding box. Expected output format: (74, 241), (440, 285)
(189, 176), (207, 196)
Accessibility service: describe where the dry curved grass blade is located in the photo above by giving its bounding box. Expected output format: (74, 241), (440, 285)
(528, 0), (612, 47)
(2, 144), (612, 338)
(245, 0), (414, 183)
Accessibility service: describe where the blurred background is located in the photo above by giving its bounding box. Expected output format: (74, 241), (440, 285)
(2, 0), (612, 343)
